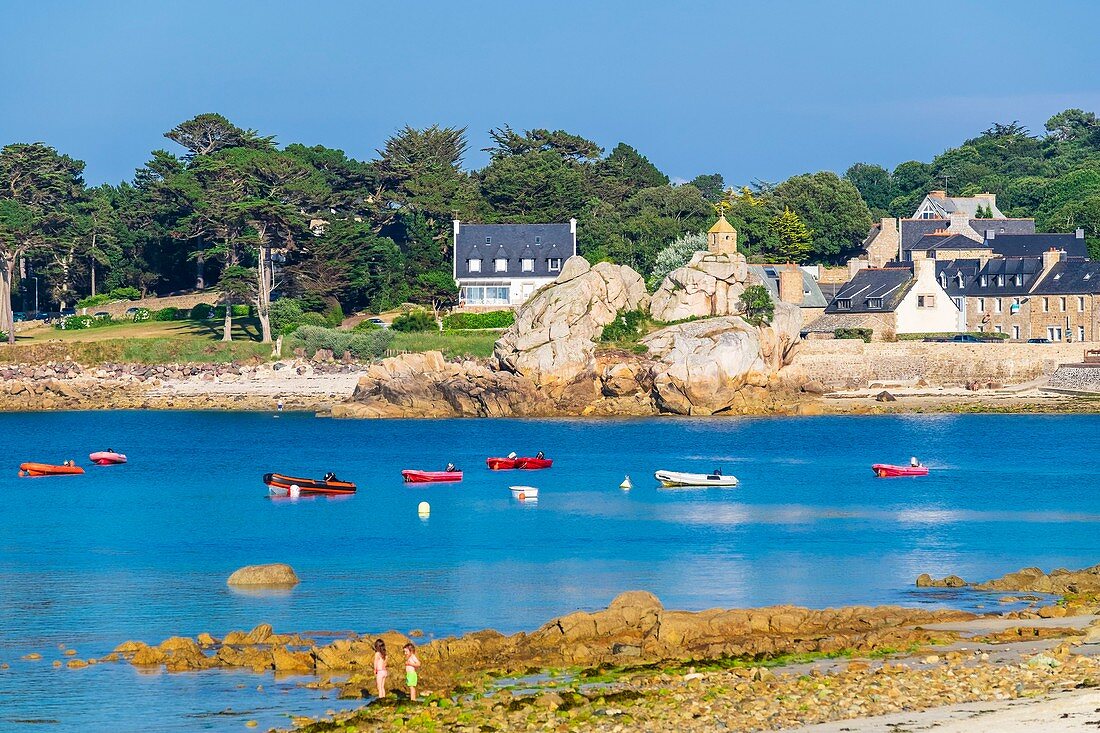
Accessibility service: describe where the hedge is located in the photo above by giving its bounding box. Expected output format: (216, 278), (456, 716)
(152, 307), (181, 321)
(288, 325), (394, 360)
(834, 327), (872, 342)
(391, 309), (437, 332)
(57, 314), (113, 330)
(897, 331), (1011, 341)
(190, 303), (215, 319)
(442, 310), (515, 330)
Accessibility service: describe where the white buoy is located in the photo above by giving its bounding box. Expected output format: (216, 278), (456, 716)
(620, 475), (632, 490)
(289, 484), (301, 498)
(418, 501), (431, 516)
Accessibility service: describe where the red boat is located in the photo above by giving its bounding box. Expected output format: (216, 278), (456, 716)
(872, 463), (929, 478)
(263, 472), (357, 496)
(19, 462), (85, 477)
(486, 456), (553, 470)
(402, 469), (463, 483)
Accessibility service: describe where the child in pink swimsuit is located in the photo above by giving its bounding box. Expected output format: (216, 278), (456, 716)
(373, 639), (388, 698)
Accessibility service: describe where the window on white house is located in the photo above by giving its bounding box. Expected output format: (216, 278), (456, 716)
(485, 237), (492, 244)
(534, 236), (541, 244)
(1079, 296), (1086, 312)
(1012, 325), (1020, 340)
(495, 258), (508, 272)
(917, 295), (935, 308)
(521, 258), (534, 272)
(1061, 296), (1067, 312)
(867, 297), (882, 309)
(547, 258), (562, 271)
(468, 258), (482, 273)
(994, 298), (1002, 313)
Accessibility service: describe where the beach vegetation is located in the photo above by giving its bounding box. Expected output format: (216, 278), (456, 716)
(441, 310), (514, 330)
(391, 309), (437, 332)
(739, 284), (774, 326)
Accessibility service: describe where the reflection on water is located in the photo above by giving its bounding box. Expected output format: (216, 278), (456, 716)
(0, 412), (1099, 730)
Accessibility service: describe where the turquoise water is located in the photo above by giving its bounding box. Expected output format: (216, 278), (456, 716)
(1, 411), (1098, 730)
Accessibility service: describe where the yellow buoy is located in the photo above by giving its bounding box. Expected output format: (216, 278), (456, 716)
(418, 501), (430, 517)
(620, 475), (632, 490)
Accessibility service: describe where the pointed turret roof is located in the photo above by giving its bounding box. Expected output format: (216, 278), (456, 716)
(708, 215), (736, 234)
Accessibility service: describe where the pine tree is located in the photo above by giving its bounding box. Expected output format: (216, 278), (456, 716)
(769, 207), (813, 263)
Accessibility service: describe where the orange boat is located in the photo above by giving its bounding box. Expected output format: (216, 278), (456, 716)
(19, 463), (85, 477)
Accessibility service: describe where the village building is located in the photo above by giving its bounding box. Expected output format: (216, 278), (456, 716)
(964, 256), (1045, 338)
(912, 190), (1004, 219)
(452, 219), (577, 308)
(809, 259), (958, 340)
(748, 264), (828, 326)
(1027, 254), (1100, 342)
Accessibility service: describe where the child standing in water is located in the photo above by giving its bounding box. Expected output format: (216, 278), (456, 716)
(373, 639), (388, 698)
(403, 642), (421, 701)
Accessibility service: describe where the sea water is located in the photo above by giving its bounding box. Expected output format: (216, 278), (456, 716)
(1, 411), (1098, 730)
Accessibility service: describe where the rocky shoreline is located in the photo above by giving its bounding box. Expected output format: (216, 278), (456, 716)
(25, 563), (1097, 732)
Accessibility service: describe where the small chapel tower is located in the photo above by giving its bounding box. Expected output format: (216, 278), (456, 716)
(707, 214), (738, 255)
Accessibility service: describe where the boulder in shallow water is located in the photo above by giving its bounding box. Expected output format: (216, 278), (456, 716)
(227, 563), (299, 588)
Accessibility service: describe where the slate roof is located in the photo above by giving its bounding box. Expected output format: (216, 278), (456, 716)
(1030, 260), (1100, 295)
(900, 218), (1035, 252)
(935, 259), (980, 298)
(748, 265), (828, 309)
(806, 312), (894, 333)
(918, 194), (1005, 218)
(454, 223), (575, 279)
(910, 233), (986, 252)
(824, 267), (914, 314)
(986, 232), (1087, 259)
(965, 257), (1044, 297)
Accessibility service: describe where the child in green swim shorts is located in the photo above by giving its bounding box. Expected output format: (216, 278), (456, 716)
(403, 642), (421, 701)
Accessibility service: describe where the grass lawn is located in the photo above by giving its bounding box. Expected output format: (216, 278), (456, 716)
(390, 329), (501, 359)
(3, 318), (271, 364)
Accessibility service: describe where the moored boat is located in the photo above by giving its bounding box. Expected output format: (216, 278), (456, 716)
(872, 463), (929, 478)
(487, 456), (553, 470)
(654, 470), (738, 488)
(263, 472), (357, 496)
(509, 485), (539, 499)
(19, 463), (85, 477)
(89, 451), (127, 466)
(402, 469), (463, 483)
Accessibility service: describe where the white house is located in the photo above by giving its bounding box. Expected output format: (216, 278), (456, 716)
(452, 219), (577, 307)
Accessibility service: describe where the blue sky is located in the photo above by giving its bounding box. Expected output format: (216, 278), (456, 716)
(2, 0), (1098, 186)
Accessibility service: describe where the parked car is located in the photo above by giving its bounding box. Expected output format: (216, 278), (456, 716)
(1027, 338), (1053, 344)
(12, 312), (26, 322)
(34, 312), (51, 321)
(60, 308), (76, 317)
(368, 317), (387, 327)
(93, 311), (110, 319)
(125, 307), (140, 315)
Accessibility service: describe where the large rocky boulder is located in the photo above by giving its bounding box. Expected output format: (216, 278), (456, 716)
(494, 256), (649, 399)
(334, 351), (552, 418)
(226, 563), (299, 588)
(641, 304), (802, 415)
(650, 251), (750, 322)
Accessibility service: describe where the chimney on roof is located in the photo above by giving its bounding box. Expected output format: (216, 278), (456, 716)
(1042, 247), (1065, 275)
(1077, 228), (1085, 239)
(985, 229), (996, 240)
(778, 264), (804, 305)
(847, 257), (869, 280)
(946, 211), (981, 241)
(929, 190), (946, 199)
(974, 192), (997, 208)
(453, 219), (461, 235)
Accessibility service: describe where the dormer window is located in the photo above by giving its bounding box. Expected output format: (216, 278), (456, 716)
(547, 258), (562, 272)
(996, 275), (1005, 286)
(939, 273), (948, 288)
(485, 236), (492, 244)
(468, 258), (482, 273)
(1014, 274), (1023, 286)
(980, 275), (988, 287)
(867, 297), (882, 309)
(535, 236), (541, 244)
(494, 258), (508, 272)
(836, 298), (852, 311)
(956, 273), (964, 287)
(521, 258), (534, 272)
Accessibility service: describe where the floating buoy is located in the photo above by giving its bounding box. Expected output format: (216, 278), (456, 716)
(289, 484), (301, 498)
(418, 501), (430, 516)
(18, 470), (25, 477)
(620, 475), (632, 490)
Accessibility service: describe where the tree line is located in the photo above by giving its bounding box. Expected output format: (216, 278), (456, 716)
(1, 109), (1098, 343)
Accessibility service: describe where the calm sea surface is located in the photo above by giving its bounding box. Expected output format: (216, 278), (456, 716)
(1, 411), (1098, 731)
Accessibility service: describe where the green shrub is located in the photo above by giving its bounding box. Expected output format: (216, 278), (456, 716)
(442, 310), (515, 330)
(232, 304), (250, 317)
(132, 307), (151, 322)
(190, 303), (215, 319)
(352, 318), (381, 332)
(108, 286), (141, 301)
(289, 325), (394, 360)
(739, 284), (775, 327)
(323, 301), (344, 327)
(152, 307), (179, 321)
(600, 308), (647, 343)
(57, 315), (98, 330)
(391, 309), (437, 332)
(270, 298), (304, 335)
(297, 311), (329, 328)
(834, 327), (872, 342)
(897, 331), (1011, 341)
(76, 293), (111, 309)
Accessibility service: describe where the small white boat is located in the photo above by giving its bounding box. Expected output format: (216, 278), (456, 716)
(509, 485), (539, 499)
(654, 470), (738, 488)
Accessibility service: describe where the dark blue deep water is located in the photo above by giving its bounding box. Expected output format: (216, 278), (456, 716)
(1, 411), (1098, 730)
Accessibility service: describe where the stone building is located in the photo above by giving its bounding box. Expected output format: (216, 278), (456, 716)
(1028, 255), (1100, 342)
(964, 256), (1045, 338)
(707, 214), (737, 254)
(748, 264), (828, 326)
